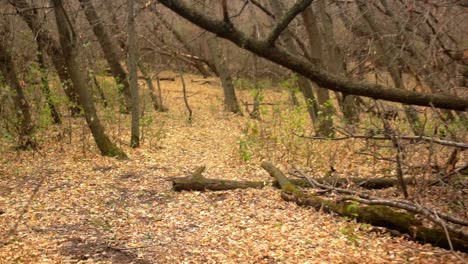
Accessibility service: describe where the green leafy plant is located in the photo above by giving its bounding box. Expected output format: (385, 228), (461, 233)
(339, 226), (360, 246)
(238, 134), (253, 161)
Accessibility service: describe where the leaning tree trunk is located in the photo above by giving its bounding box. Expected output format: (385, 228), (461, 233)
(316, 0), (359, 124)
(139, 63), (166, 112)
(78, 0), (132, 113)
(205, 35), (242, 114)
(37, 46), (61, 125)
(52, 0), (127, 158)
(302, 6), (335, 137)
(10, 0), (81, 116)
(378, 0), (456, 121)
(356, 1), (423, 135)
(268, 0), (320, 124)
(127, 0), (140, 148)
(150, 4), (211, 78)
(0, 37), (36, 149)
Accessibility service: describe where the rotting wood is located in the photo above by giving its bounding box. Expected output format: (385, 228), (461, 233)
(260, 161), (468, 252)
(172, 168), (415, 191)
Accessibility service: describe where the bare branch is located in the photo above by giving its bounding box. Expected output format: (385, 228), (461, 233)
(265, 0), (314, 46)
(294, 131), (468, 149)
(292, 166), (468, 228)
(157, 0), (468, 110)
(249, 0), (275, 19)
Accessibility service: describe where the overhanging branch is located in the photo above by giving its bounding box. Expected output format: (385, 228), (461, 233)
(157, 0), (468, 111)
(265, 0), (314, 46)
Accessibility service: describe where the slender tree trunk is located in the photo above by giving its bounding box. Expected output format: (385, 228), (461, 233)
(10, 0), (81, 116)
(316, 0), (359, 124)
(157, 0), (467, 111)
(78, 0), (132, 113)
(302, 6), (335, 137)
(206, 36), (241, 114)
(179, 70), (192, 122)
(0, 37), (36, 149)
(52, 0), (127, 158)
(251, 43), (261, 119)
(127, 0), (140, 148)
(88, 69), (108, 108)
(150, 4), (211, 78)
(268, 0), (319, 124)
(37, 48), (61, 124)
(356, 1), (423, 135)
(378, 0), (456, 121)
(139, 63), (166, 112)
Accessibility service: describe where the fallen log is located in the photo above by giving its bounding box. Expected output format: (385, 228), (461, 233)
(172, 169), (414, 191)
(191, 78), (220, 85)
(261, 161), (468, 252)
(158, 76), (176, 81)
(172, 174), (269, 191)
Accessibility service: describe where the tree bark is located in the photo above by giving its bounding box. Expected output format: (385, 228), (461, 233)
(261, 161), (468, 252)
(316, 0), (359, 124)
(150, 4), (211, 78)
(356, 1), (423, 135)
(37, 47), (61, 124)
(10, 0), (81, 116)
(172, 171), (415, 191)
(127, 0), (140, 148)
(78, 0), (132, 113)
(205, 35), (241, 114)
(378, 0), (457, 121)
(267, 0), (319, 124)
(0, 36), (37, 149)
(52, 0), (127, 158)
(301, 6), (335, 136)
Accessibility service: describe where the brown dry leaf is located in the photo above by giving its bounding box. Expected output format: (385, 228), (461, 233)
(0, 73), (466, 263)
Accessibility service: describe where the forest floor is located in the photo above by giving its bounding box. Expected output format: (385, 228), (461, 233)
(0, 73), (466, 263)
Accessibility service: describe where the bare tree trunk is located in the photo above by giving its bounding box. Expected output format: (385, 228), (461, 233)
(0, 35), (36, 149)
(52, 0), (127, 158)
(251, 43), (261, 119)
(78, 0), (132, 113)
(316, 0), (359, 124)
(378, 0), (456, 121)
(268, 0), (319, 123)
(37, 47), (61, 124)
(150, 4), (211, 78)
(139, 63), (166, 112)
(10, 0), (81, 116)
(88, 69), (108, 108)
(179, 70), (192, 122)
(127, 0), (140, 148)
(302, 6), (335, 137)
(157, 0), (467, 111)
(356, 1), (423, 135)
(205, 36), (242, 114)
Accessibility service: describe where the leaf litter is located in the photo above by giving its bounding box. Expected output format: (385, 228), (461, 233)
(0, 73), (466, 263)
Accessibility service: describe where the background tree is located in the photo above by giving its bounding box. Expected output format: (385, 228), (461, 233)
(51, 0), (126, 158)
(127, 0), (140, 147)
(0, 24), (36, 149)
(78, 0), (132, 113)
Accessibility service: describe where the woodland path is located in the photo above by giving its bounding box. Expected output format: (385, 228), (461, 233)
(0, 75), (465, 263)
